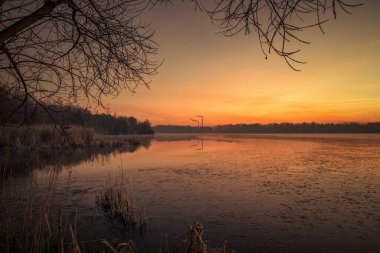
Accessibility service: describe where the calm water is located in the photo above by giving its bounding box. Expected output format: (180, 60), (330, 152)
(2, 134), (380, 252)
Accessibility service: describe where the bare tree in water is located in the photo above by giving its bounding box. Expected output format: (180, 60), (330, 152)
(0, 0), (361, 123)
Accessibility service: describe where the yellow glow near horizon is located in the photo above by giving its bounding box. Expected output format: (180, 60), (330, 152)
(104, 1), (380, 126)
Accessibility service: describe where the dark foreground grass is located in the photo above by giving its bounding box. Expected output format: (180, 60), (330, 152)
(96, 172), (146, 231)
(0, 169), (82, 253)
(0, 169), (235, 253)
(179, 221), (231, 253)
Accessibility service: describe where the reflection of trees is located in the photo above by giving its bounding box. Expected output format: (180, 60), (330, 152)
(0, 137), (153, 178)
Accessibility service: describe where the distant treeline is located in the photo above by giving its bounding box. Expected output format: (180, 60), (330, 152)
(154, 125), (214, 133)
(83, 113), (154, 135)
(0, 90), (154, 135)
(154, 122), (380, 133)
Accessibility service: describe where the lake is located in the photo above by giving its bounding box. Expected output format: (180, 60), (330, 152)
(1, 134), (380, 253)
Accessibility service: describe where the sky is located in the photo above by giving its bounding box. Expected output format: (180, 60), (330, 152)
(104, 0), (380, 126)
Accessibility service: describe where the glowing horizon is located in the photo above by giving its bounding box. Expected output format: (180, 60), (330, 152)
(102, 1), (380, 126)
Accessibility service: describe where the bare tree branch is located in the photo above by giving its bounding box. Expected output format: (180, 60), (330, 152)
(0, 0), (70, 44)
(0, 0), (361, 124)
(1, 0), (162, 124)
(207, 0), (362, 70)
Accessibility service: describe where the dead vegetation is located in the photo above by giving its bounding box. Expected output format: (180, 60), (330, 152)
(0, 124), (154, 150)
(0, 169), (83, 253)
(96, 172), (145, 231)
(1, 168), (235, 253)
(178, 221), (232, 253)
(98, 221), (234, 253)
(0, 125), (95, 149)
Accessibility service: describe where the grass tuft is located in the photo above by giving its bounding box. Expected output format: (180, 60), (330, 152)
(96, 172), (145, 231)
(180, 221), (232, 253)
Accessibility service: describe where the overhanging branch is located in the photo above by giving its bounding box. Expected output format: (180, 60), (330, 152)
(0, 0), (70, 44)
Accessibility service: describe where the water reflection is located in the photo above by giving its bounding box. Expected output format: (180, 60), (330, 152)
(190, 139), (204, 150)
(1, 134), (380, 253)
(0, 136), (153, 178)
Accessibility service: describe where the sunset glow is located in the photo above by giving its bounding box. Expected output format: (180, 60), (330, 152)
(104, 1), (380, 126)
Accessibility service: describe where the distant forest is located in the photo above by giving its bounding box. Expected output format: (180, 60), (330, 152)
(154, 122), (380, 134)
(0, 91), (154, 135)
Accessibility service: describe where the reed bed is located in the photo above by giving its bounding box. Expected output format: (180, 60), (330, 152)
(0, 124), (153, 151)
(100, 221), (233, 253)
(1, 169), (235, 253)
(96, 172), (145, 231)
(179, 221), (231, 253)
(0, 124), (95, 149)
(0, 169), (83, 253)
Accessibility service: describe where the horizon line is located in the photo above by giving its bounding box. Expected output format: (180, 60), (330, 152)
(153, 121), (380, 127)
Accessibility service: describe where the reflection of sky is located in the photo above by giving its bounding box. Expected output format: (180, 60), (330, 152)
(70, 137), (240, 176)
(30, 134), (380, 253)
(104, 1), (380, 125)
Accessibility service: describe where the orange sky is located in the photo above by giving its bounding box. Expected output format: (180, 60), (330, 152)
(103, 1), (380, 126)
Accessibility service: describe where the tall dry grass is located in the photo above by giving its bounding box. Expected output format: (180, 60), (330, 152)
(1, 169), (235, 253)
(99, 221), (234, 253)
(96, 172), (145, 231)
(0, 125), (153, 150)
(179, 221), (232, 253)
(0, 169), (83, 253)
(0, 125), (95, 149)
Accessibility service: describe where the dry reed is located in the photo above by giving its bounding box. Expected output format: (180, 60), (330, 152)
(0, 125), (95, 149)
(100, 221), (234, 253)
(96, 172), (145, 231)
(179, 221), (231, 253)
(0, 169), (83, 253)
(1, 169), (235, 253)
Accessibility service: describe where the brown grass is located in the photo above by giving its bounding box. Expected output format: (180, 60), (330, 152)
(0, 125), (154, 150)
(96, 172), (145, 231)
(100, 221), (234, 253)
(179, 221), (232, 253)
(0, 124), (95, 149)
(0, 169), (82, 253)
(1, 169), (235, 253)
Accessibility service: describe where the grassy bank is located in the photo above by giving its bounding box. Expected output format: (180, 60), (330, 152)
(0, 125), (94, 149)
(0, 125), (154, 149)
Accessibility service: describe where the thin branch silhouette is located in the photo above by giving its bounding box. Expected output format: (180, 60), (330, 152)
(0, 0), (362, 124)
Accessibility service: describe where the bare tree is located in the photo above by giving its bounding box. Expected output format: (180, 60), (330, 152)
(0, 0), (160, 123)
(0, 0), (361, 123)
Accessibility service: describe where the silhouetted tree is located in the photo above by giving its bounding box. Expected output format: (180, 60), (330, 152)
(1, 0), (361, 123)
(1, 0), (160, 123)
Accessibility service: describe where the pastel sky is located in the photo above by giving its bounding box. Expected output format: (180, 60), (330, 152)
(104, 1), (380, 126)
